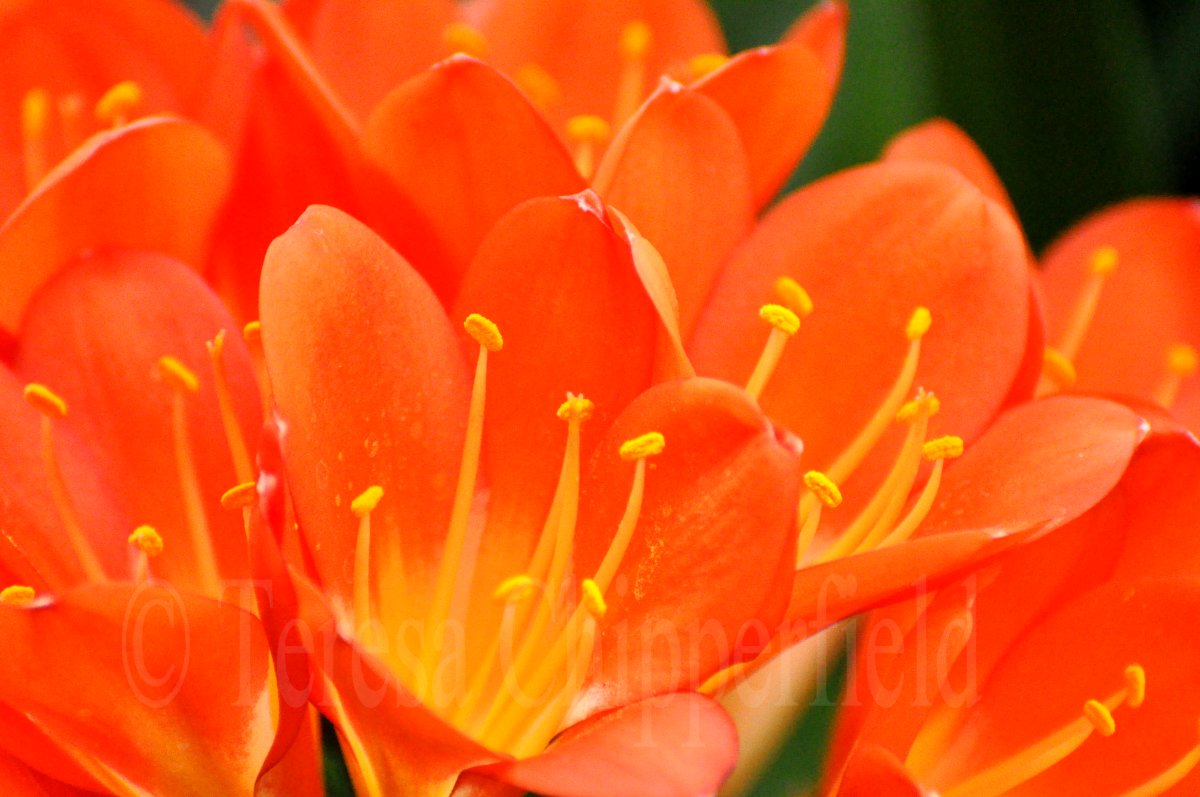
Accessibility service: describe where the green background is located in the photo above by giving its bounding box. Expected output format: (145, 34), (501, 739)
(179, 1), (1199, 793)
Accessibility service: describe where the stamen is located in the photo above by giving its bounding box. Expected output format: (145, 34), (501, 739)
(1041, 346), (1078, 391)
(351, 485), (383, 635)
(0, 585), (36, 607)
(824, 307), (931, 486)
(23, 384), (106, 582)
(1117, 720), (1200, 797)
(1083, 699), (1116, 737)
(1124, 664), (1146, 708)
(804, 470), (843, 508)
(242, 321), (273, 417)
(21, 88), (50, 192)
(242, 320), (262, 342)
(922, 435), (964, 461)
(880, 436), (963, 548)
(613, 20), (652, 128)
(1055, 245), (1117, 362)
(515, 64), (561, 112)
(157, 357), (222, 595)
(566, 114), (611, 180)
(422, 315), (502, 691)
(796, 470), (841, 566)
(619, 431), (665, 461)
(206, 331), (254, 483)
(494, 575), (537, 604)
(94, 80), (142, 128)
(443, 22), (489, 59)
(220, 481), (258, 511)
(775, 276), (814, 318)
(128, 524), (164, 583)
(745, 304), (801, 400)
(1153, 343), (1198, 408)
(689, 53), (729, 80)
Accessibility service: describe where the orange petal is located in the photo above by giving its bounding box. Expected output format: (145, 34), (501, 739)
(475, 0), (725, 133)
(0, 583), (275, 795)
(0, 0), (205, 217)
(451, 192), (665, 615)
(783, 0), (849, 89)
(260, 205), (470, 623)
(691, 161), (1030, 514)
(0, 118), (231, 333)
(832, 745), (922, 797)
(476, 693), (737, 797)
(283, 0), (457, 118)
(15, 251), (261, 591)
(694, 43), (834, 208)
(882, 119), (1019, 221)
(1039, 198), (1200, 424)
(361, 57), (584, 301)
(918, 581), (1200, 796)
(0, 703), (102, 793)
(594, 82), (753, 337)
(573, 378), (802, 713)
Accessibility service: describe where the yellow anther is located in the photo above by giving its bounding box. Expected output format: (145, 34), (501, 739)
(1, 585), (35, 607)
(896, 393), (940, 423)
(220, 481), (257, 511)
(1089, 245), (1118, 276)
(443, 21), (488, 58)
(803, 470), (842, 508)
(242, 320), (262, 343)
(774, 277), (814, 318)
(581, 578), (607, 619)
(759, 304), (801, 336)
(351, 485), (384, 518)
(566, 114), (612, 145)
(515, 64), (561, 110)
(619, 431), (665, 461)
(464, 313), (503, 352)
(922, 435), (964, 461)
(557, 394), (595, 422)
(22, 88), (50, 139)
(23, 383), (67, 419)
(1167, 343), (1198, 376)
(1083, 699), (1116, 737)
(128, 525), (164, 557)
(94, 80), (142, 126)
(906, 306), (932, 341)
(689, 53), (729, 80)
(1125, 664), (1146, 708)
(493, 574), (537, 604)
(158, 356), (199, 394)
(1043, 347), (1078, 388)
(620, 20), (652, 59)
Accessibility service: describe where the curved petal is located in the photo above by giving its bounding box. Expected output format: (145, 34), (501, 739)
(1038, 198), (1200, 426)
(694, 43), (834, 208)
(0, 118), (232, 332)
(477, 693), (737, 797)
(915, 580), (1200, 796)
(260, 205), (470, 626)
(284, 0), (457, 118)
(833, 745), (922, 797)
(361, 57), (584, 301)
(0, 0), (205, 217)
(451, 192), (665, 614)
(882, 119), (1018, 221)
(0, 703), (102, 793)
(0, 583), (274, 796)
(475, 0), (725, 133)
(783, 0), (848, 89)
(572, 378), (802, 715)
(691, 161), (1031, 515)
(15, 251), (261, 591)
(594, 83), (753, 337)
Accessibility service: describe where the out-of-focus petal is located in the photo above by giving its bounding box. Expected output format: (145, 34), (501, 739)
(594, 83), (752, 337)
(0, 118), (231, 333)
(834, 745), (922, 797)
(260, 205), (469, 625)
(694, 43), (834, 208)
(691, 161), (1030, 513)
(361, 57), (584, 301)
(572, 378), (802, 713)
(783, 0), (848, 89)
(1039, 198), (1200, 426)
(477, 693), (737, 797)
(15, 251), (260, 591)
(0, 583), (275, 796)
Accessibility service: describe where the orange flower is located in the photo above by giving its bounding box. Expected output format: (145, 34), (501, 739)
(0, 255), (320, 793)
(822, 407), (1200, 796)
